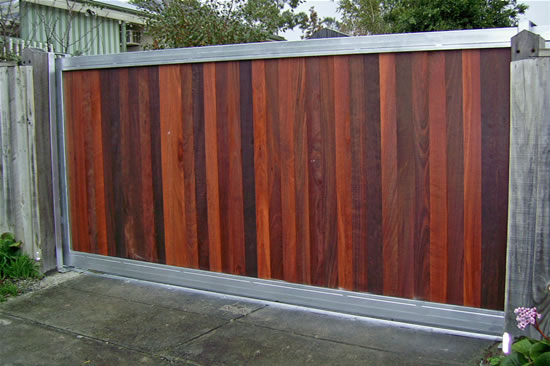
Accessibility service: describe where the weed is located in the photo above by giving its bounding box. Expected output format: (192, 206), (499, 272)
(0, 280), (18, 302)
(0, 232), (41, 279)
(4, 255), (40, 279)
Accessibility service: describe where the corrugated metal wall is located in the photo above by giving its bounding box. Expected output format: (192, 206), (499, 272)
(20, 2), (121, 55)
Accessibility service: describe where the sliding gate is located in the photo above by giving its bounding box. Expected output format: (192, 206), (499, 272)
(58, 28), (519, 336)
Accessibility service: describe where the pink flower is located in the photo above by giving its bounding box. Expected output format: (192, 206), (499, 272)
(514, 307), (541, 330)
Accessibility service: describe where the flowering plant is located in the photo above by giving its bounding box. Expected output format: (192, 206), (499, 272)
(486, 307), (550, 365)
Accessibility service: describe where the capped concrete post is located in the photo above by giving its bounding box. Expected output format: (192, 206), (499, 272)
(511, 30), (546, 61)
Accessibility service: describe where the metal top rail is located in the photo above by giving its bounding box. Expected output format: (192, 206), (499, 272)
(59, 26), (550, 71)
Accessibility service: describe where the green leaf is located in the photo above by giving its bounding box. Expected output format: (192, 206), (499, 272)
(9, 241), (21, 248)
(0, 233), (15, 241)
(531, 343), (550, 360)
(501, 352), (529, 366)
(534, 352), (550, 366)
(488, 355), (505, 365)
(513, 339), (535, 358)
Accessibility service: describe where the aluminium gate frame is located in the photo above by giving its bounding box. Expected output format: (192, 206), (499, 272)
(51, 26), (550, 338)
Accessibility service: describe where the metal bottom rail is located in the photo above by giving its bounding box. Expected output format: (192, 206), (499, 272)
(67, 251), (504, 337)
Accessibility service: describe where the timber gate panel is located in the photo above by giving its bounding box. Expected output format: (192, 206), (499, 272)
(63, 48), (511, 310)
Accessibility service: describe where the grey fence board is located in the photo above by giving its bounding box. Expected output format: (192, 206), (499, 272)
(21, 49), (58, 272)
(506, 57), (550, 337)
(0, 65), (42, 266)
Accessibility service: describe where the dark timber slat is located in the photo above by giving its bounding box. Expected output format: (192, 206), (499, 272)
(118, 68), (132, 259)
(428, 51), (448, 304)
(149, 66), (166, 264)
(135, 67), (158, 263)
(265, 59), (283, 280)
(64, 49), (511, 311)
(481, 49), (510, 310)
(411, 52), (430, 301)
(379, 53), (400, 297)
(396, 53), (415, 299)
(363, 54), (383, 295)
(192, 64), (209, 270)
(350, 55), (368, 292)
(445, 50), (465, 306)
(181, 64), (199, 269)
(99, 69), (122, 258)
(239, 61), (258, 278)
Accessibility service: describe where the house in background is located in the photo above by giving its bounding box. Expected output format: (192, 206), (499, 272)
(1, 0), (147, 57)
(309, 28), (349, 39)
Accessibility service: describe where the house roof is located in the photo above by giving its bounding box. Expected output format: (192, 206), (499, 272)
(6, 0), (145, 25)
(86, 0), (141, 15)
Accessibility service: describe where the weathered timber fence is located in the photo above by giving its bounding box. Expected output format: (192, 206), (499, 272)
(0, 65), (41, 261)
(1, 37), (53, 58)
(506, 31), (550, 338)
(61, 31), (512, 316)
(0, 49), (58, 272)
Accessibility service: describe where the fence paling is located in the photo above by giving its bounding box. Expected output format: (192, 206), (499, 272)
(1, 36), (52, 57)
(0, 65), (41, 261)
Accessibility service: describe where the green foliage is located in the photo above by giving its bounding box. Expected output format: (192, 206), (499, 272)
(384, 0), (528, 33)
(489, 338), (550, 365)
(130, 0), (309, 48)
(337, 0), (390, 35)
(0, 232), (41, 280)
(0, 232), (22, 272)
(300, 6), (338, 39)
(488, 355), (506, 365)
(336, 0), (528, 35)
(0, 281), (18, 302)
(4, 255), (40, 279)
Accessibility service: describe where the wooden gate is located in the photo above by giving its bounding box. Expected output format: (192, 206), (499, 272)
(62, 34), (511, 314)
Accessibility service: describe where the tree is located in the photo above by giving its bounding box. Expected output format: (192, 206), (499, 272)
(385, 0), (528, 33)
(0, 0), (19, 59)
(130, 0), (310, 48)
(300, 6), (337, 39)
(337, 0), (389, 35)
(337, 0), (528, 35)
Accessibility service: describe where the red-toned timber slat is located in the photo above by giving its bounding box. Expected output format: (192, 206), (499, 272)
(428, 51), (448, 304)
(63, 48), (511, 310)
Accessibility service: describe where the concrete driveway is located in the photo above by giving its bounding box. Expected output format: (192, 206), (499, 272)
(0, 272), (495, 365)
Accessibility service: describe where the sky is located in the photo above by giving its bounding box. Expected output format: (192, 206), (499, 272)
(519, 0), (550, 27)
(114, 0), (550, 41)
(281, 0), (340, 41)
